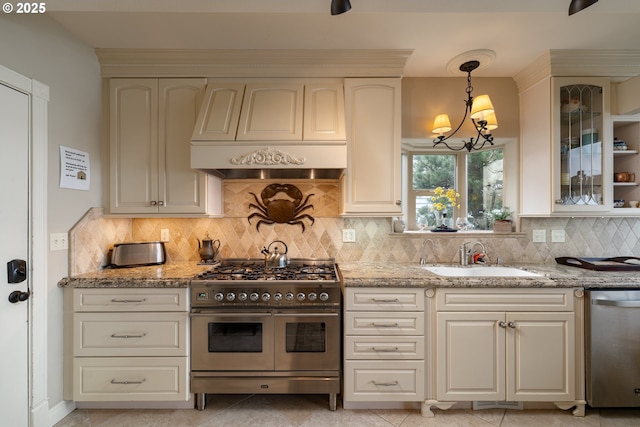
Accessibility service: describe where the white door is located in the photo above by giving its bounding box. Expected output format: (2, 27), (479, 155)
(0, 82), (30, 426)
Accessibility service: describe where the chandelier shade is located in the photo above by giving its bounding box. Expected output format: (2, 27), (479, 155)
(431, 60), (498, 152)
(432, 114), (452, 135)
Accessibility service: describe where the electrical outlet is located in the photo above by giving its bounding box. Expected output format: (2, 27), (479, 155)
(551, 229), (566, 243)
(160, 229), (170, 242)
(50, 232), (68, 251)
(342, 229), (356, 242)
(532, 229), (546, 243)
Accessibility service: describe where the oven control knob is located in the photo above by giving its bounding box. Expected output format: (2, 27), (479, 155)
(249, 292), (259, 302)
(273, 292), (283, 301)
(214, 292), (224, 302)
(285, 292), (294, 301)
(319, 292), (329, 302)
(226, 292), (236, 301)
(261, 292), (271, 302)
(308, 292), (318, 301)
(238, 292), (248, 301)
(297, 292), (306, 301)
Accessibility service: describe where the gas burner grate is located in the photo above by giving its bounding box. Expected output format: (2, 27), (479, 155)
(195, 259), (338, 282)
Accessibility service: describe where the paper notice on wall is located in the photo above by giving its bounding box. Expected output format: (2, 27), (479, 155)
(60, 145), (90, 191)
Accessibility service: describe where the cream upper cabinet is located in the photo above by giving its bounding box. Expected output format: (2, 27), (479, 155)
(109, 78), (222, 216)
(192, 81), (345, 142)
(342, 78), (402, 216)
(432, 288), (584, 416)
(521, 77), (611, 215)
(237, 83), (304, 140)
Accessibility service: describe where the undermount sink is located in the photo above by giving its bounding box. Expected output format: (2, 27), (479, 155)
(423, 266), (542, 277)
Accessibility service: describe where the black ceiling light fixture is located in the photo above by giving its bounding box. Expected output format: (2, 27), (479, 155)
(569, 0), (599, 15)
(432, 60), (498, 152)
(331, 0), (351, 15)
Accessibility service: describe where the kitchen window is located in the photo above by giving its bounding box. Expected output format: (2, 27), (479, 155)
(405, 147), (505, 231)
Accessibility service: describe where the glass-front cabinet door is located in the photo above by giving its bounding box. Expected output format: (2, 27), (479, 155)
(552, 77), (611, 213)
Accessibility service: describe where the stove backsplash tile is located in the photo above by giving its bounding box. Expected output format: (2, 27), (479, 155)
(70, 208), (640, 276)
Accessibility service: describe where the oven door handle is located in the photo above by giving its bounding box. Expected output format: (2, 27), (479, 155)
(274, 311), (339, 317)
(190, 311), (272, 317)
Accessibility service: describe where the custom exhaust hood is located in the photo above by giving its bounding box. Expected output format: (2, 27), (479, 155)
(190, 82), (347, 180)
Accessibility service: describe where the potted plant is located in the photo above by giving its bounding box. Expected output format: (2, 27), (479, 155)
(491, 206), (514, 232)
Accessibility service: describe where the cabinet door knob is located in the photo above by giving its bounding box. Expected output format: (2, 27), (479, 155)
(395, 200), (402, 205)
(150, 201), (157, 206)
(158, 201), (164, 206)
(507, 321), (517, 329)
(498, 321), (507, 328)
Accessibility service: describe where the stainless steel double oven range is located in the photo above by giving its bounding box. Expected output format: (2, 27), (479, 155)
(190, 259), (342, 411)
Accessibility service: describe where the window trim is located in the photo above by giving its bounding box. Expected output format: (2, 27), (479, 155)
(404, 143), (516, 231)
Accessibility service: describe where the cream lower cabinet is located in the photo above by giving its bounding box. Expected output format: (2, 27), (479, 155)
(427, 288), (585, 417)
(343, 288), (425, 407)
(64, 288), (190, 403)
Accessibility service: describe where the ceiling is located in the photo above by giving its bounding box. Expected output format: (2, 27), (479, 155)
(46, 0), (640, 78)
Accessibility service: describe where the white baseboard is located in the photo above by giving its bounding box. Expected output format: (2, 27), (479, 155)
(47, 400), (76, 427)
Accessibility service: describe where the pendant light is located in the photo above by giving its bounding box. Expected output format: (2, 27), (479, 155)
(569, 0), (599, 15)
(432, 60), (498, 152)
(331, 0), (351, 15)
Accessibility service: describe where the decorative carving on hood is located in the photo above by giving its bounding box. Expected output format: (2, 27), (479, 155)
(231, 147), (306, 166)
(248, 183), (315, 232)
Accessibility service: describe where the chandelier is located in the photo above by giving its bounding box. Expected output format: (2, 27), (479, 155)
(432, 60), (498, 152)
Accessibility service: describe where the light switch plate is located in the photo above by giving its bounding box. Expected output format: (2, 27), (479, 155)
(532, 229), (546, 243)
(551, 229), (566, 243)
(342, 229), (356, 242)
(50, 232), (68, 251)
(160, 229), (170, 242)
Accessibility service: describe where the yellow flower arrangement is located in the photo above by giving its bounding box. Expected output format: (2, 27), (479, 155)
(430, 187), (460, 212)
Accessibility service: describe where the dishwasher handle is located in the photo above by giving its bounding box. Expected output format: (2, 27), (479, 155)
(592, 298), (640, 308)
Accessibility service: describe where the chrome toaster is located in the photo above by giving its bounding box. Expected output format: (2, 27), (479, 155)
(110, 241), (166, 267)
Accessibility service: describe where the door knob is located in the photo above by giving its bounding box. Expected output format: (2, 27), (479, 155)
(8, 290), (30, 304)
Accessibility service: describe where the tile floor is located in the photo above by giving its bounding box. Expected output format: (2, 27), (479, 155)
(54, 394), (640, 427)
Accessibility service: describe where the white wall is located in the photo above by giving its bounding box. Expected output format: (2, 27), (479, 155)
(0, 13), (102, 422)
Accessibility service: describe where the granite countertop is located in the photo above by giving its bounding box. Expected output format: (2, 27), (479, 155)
(338, 262), (640, 289)
(58, 261), (640, 289)
(57, 262), (212, 288)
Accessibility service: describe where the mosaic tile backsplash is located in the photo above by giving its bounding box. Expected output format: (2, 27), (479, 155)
(69, 182), (640, 275)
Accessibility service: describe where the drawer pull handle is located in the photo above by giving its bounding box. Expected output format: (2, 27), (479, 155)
(371, 347), (399, 352)
(110, 298), (146, 303)
(371, 298), (399, 303)
(371, 322), (399, 328)
(372, 380), (399, 387)
(111, 333), (147, 339)
(110, 378), (146, 385)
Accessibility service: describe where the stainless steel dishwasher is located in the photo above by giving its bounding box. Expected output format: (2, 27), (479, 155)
(586, 289), (640, 407)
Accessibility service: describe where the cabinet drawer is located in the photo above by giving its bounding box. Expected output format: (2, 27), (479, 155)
(436, 288), (575, 312)
(346, 288), (424, 311)
(73, 288), (189, 312)
(344, 360), (424, 401)
(73, 357), (189, 402)
(345, 336), (424, 360)
(74, 312), (188, 357)
(345, 312), (424, 336)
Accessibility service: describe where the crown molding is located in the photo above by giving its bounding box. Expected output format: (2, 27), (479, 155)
(95, 49), (413, 78)
(514, 49), (640, 92)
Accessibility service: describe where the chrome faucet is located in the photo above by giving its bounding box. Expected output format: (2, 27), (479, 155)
(460, 241), (487, 265)
(419, 239), (435, 265)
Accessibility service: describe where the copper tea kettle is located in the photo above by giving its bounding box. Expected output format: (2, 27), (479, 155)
(197, 233), (220, 263)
